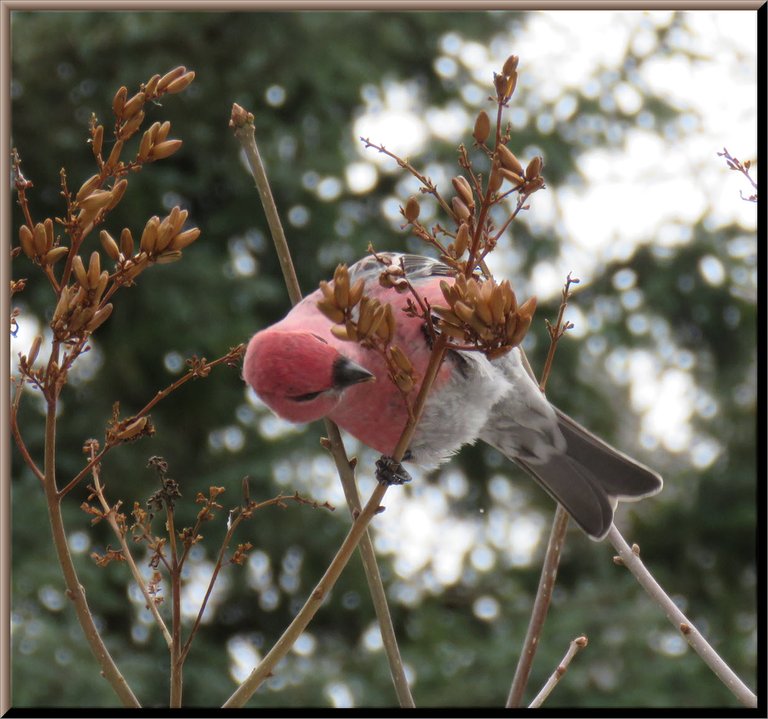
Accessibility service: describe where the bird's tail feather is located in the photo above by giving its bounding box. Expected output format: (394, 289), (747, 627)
(510, 409), (663, 541)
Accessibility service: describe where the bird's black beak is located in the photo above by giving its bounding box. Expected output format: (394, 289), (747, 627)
(332, 356), (375, 389)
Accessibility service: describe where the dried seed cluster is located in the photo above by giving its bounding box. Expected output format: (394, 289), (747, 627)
(14, 67), (200, 358)
(18, 219), (67, 267)
(316, 264), (417, 395)
(433, 274), (537, 358)
(52, 252), (113, 340)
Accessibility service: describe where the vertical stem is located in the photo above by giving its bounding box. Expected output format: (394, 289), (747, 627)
(167, 509), (183, 707)
(223, 482), (389, 708)
(323, 421), (415, 708)
(232, 109), (416, 706)
(42, 400), (140, 707)
(506, 505), (569, 707)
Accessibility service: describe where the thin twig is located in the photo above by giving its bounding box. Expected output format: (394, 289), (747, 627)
(322, 421), (415, 707)
(527, 636), (588, 708)
(167, 505), (183, 708)
(58, 347), (244, 498)
(507, 275), (578, 706)
(88, 447), (173, 649)
(539, 273), (578, 393)
(230, 105), (415, 707)
(506, 504), (570, 707)
(42, 394), (140, 707)
(608, 525), (757, 708)
(10, 378), (44, 482)
(222, 339), (447, 708)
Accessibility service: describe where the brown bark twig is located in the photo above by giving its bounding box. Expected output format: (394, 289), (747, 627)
(229, 106), (416, 707)
(527, 636), (588, 708)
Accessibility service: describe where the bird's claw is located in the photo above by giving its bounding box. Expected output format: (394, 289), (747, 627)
(375, 456), (412, 486)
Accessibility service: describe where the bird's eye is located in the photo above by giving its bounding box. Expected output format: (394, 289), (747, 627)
(290, 390), (324, 402)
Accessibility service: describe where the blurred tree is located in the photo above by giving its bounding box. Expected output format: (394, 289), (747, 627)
(9, 9), (756, 709)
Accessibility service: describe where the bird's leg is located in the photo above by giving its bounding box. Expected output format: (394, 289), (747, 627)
(375, 455), (413, 485)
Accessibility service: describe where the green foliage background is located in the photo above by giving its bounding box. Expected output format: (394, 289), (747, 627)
(9, 10), (757, 709)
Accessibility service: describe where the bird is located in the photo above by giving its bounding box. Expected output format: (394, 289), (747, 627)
(243, 252), (663, 540)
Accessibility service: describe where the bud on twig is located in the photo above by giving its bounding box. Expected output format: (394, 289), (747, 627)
(403, 196), (420, 222)
(473, 110), (491, 144)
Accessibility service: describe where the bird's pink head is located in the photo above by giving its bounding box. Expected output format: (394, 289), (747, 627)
(243, 329), (374, 423)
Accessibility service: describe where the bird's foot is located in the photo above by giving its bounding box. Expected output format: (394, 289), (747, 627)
(375, 455), (412, 486)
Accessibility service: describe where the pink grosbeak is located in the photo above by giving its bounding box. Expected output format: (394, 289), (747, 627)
(244, 253), (662, 539)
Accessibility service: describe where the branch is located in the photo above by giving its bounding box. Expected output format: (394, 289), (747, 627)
(607, 525), (757, 708)
(58, 346), (244, 498)
(230, 105), (415, 707)
(527, 636), (588, 708)
(506, 505), (569, 707)
(42, 398), (140, 707)
(508, 277), (578, 706)
(87, 446), (173, 649)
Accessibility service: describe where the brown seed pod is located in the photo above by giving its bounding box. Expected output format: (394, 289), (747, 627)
(333, 265), (350, 307)
(165, 71), (195, 94)
(32, 223), (48, 256)
(453, 301), (475, 325)
(451, 196), (471, 222)
(140, 216), (160, 254)
(149, 139), (183, 161)
(92, 125), (104, 157)
(357, 297), (375, 336)
(52, 286), (74, 324)
(19, 225), (35, 258)
(107, 179), (128, 210)
(156, 121), (172, 143)
(437, 321), (468, 341)
(388, 345), (413, 373)
(122, 91), (146, 120)
(500, 168), (526, 188)
(76, 174), (102, 203)
(155, 250), (183, 265)
(432, 305), (462, 326)
(158, 66), (187, 91)
(452, 176), (475, 210)
(348, 278), (365, 307)
(454, 223), (470, 257)
(115, 416), (148, 441)
(317, 299), (345, 324)
(27, 335), (43, 366)
(490, 285), (506, 325)
(509, 313), (532, 347)
(144, 74), (161, 98)
(488, 161), (504, 194)
(44, 246), (70, 266)
(72, 255), (89, 288)
(505, 71), (518, 99)
(497, 144), (525, 176)
(94, 269), (110, 298)
(473, 110), (491, 144)
(138, 128), (154, 162)
(525, 156), (543, 181)
(502, 55), (520, 75)
(112, 86), (128, 117)
(319, 280), (335, 302)
(393, 370), (414, 394)
(105, 140), (125, 172)
(330, 325), (352, 341)
(403, 195), (420, 222)
(78, 190), (113, 213)
(517, 296), (537, 320)
(120, 110), (145, 139)
(86, 251), (101, 288)
(119, 228), (135, 257)
(168, 227), (201, 251)
(376, 303), (395, 342)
